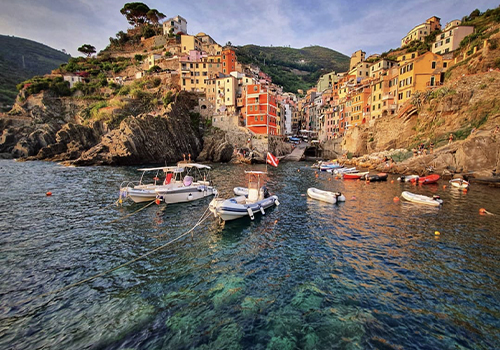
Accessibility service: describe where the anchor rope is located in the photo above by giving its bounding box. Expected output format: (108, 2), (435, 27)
(11, 202), (214, 308)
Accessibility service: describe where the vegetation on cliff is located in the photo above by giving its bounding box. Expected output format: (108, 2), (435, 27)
(236, 45), (350, 94)
(0, 35), (70, 111)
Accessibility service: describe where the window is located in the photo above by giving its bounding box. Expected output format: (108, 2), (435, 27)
(254, 116), (258, 121)
(261, 116), (264, 121)
(254, 86), (258, 92)
(443, 62), (448, 68)
(445, 38), (450, 44)
(191, 79), (194, 84)
(431, 61), (436, 69)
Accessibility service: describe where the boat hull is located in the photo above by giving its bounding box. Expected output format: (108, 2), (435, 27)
(209, 195), (279, 221)
(343, 172), (369, 180)
(401, 191), (443, 206)
(156, 185), (217, 203)
(307, 188), (346, 204)
(449, 179), (469, 189)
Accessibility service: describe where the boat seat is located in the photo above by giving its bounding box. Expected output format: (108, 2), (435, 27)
(230, 196), (247, 204)
(183, 176), (193, 186)
(247, 188), (259, 202)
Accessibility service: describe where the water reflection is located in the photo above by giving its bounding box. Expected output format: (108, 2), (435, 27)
(0, 160), (499, 349)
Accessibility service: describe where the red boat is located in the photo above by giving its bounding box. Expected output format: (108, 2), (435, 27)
(343, 171), (369, 180)
(410, 174), (440, 184)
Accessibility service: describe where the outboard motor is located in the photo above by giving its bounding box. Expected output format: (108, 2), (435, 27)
(260, 186), (270, 199)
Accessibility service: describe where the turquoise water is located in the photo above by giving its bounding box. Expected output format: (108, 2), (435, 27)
(0, 160), (499, 349)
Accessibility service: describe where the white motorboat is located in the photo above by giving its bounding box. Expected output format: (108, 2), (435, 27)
(449, 178), (469, 189)
(155, 163), (217, 204)
(333, 167), (357, 174)
(397, 175), (419, 182)
(119, 166), (184, 203)
(210, 171), (279, 221)
(307, 188), (346, 204)
(401, 191), (443, 206)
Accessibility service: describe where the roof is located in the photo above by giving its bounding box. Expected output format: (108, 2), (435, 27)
(176, 162), (211, 169)
(137, 166), (184, 172)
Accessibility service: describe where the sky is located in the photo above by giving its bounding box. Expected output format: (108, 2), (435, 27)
(0, 0), (498, 58)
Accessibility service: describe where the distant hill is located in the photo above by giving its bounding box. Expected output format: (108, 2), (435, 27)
(0, 35), (70, 111)
(235, 45), (350, 94)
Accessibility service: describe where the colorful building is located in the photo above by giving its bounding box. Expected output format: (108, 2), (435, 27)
(245, 84), (278, 135)
(432, 20), (474, 55)
(221, 48), (237, 74)
(163, 15), (187, 35)
(401, 16), (441, 47)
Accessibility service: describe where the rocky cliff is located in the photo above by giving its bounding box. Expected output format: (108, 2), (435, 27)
(0, 91), (206, 165)
(342, 70), (500, 176)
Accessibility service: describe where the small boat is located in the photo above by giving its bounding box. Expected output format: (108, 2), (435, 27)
(155, 163), (217, 204)
(333, 167), (357, 174)
(401, 191), (443, 206)
(342, 171), (369, 180)
(449, 178), (469, 189)
(209, 171), (279, 221)
(397, 175), (419, 182)
(119, 166), (185, 203)
(365, 173), (388, 182)
(233, 187), (248, 196)
(307, 188), (346, 204)
(412, 174), (440, 184)
(320, 162), (343, 171)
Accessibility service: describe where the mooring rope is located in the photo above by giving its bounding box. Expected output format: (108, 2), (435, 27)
(106, 200), (157, 224)
(11, 203), (214, 308)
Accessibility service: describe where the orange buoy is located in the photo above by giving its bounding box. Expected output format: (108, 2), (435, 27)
(463, 189), (468, 193)
(479, 208), (487, 215)
(443, 185), (446, 189)
(328, 178), (331, 181)
(46, 191), (52, 196)
(393, 196), (399, 202)
(435, 231), (440, 236)
(391, 180), (394, 184)
(315, 173), (319, 178)
(155, 198), (161, 205)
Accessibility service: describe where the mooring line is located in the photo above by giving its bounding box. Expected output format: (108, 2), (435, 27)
(106, 200), (157, 224)
(11, 205), (214, 308)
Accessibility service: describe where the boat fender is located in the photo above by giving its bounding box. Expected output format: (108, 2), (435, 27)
(187, 193), (193, 201)
(246, 207), (255, 220)
(274, 198), (280, 206)
(259, 204), (265, 215)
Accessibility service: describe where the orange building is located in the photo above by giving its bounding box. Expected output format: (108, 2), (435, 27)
(245, 84), (278, 135)
(221, 48), (237, 74)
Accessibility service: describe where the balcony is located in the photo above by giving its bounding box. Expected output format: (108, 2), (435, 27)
(382, 94), (394, 101)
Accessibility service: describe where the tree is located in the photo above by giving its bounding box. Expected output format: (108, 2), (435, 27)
(120, 2), (165, 27)
(78, 44), (96, 57)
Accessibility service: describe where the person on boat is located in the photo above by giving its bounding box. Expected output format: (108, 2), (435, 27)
(448, 133), (454, 144)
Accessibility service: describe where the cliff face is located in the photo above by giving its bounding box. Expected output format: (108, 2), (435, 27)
(342, 71), (500, 175)
(0, 92), (205, 165)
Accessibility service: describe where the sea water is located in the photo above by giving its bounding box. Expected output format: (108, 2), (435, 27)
(0, 160), (499, 349)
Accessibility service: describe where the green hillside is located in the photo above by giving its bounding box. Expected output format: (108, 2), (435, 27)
(235, 45), (350, 94)
(0, 35), (70, 111)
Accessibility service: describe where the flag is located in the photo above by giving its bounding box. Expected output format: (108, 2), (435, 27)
(266, 152), (279, 167)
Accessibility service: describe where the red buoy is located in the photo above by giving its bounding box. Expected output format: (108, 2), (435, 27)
(46, 192), (52, 196)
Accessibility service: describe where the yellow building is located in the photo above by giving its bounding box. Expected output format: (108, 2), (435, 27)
(350, 50), (366, 71)
(397, 51), (445, 104)
(316, 71), (338, 93)
(181, 35), (202, 54)
(180, 60), (209, 92)
(401, 16), (441, 47)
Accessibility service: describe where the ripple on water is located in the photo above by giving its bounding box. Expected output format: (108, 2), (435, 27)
(0, 160), (499, 349)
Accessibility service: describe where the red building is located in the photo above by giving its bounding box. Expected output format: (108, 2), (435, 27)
(245, 84), (278, 135)
(221, 48), (236, 74)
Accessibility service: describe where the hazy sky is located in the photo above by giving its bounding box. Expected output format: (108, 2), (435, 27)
(0, 0), (498, 57)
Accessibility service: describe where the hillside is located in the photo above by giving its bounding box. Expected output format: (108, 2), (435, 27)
(236, 45), (350, 93)
(0, 35), (70, 111)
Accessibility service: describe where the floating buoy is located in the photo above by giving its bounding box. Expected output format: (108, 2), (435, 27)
(335, 176), (340, 179)
(46, 191), (52, 196)
(391, 180), (394, 184)
(443, 185), (446, 189)
(463, 189), (468, 193)
(393, 196), (399, 202)
(155, 198), (161, 205)
(328, 178), (331, 181)
(351, 196), (356, 200)
(479, 208), (487, 215)
(297, 169), (300, 172)
(315, 173), (319, 178)
(435, 231), (440, 235)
